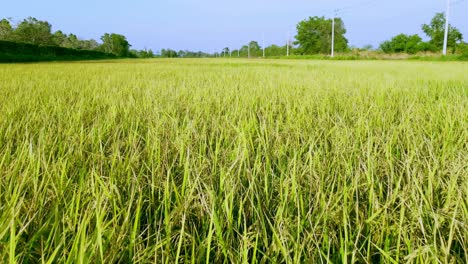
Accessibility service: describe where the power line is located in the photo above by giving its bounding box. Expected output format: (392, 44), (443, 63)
(335, 0), (381, 15)
(227, 0), (466, 57)
(451, 0), (465, 6)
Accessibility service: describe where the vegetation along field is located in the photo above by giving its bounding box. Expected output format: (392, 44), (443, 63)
(0, 59), (467, 263)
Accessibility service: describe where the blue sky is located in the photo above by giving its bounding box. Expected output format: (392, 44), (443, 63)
(2, 0), (467, 52)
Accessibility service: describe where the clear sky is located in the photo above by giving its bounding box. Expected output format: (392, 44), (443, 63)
(2, 0), (467, 52)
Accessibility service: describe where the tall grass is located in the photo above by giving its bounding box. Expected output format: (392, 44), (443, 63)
(0, 59), (467, 263)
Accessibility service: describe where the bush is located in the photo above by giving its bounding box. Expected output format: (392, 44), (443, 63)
(415, 42), (437, 53)
(458, 43), (468, 55)
(379, 34), (437, 54)
(0, 40), (115, 62)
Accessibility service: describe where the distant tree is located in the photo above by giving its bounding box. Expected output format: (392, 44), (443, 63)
(380, 34), (435, 54)
(129, 49), (139, 58)
(80, 39), (99, 50)
(52, 30), (67, 46)
(1, 16), (126, 54)
(14, 17), (54, 45)
(459, 42), (468, 56)
(161, 49), (178, 58)
(0, 18), (13, 41)
(265, 44), (287, 56)
(361, 44), (373, 51)
(53, 31), (98, 51)
(61, 34), (81, 49)
(295, 16), (348, 54)
(100, 33), (131, 56)
(178, 50), (186, 57)
(248, 41), (261, 57)
(239, 45), (249, 57)
(405, 35), (425, 54)
(379, 41), (392, 53)
(130, 48), (155, 58)
(382, 34), (410, 53)
(422, 12), (463, 54)
(222, 47), (230, 57)
(179, 50), (207, 58)
(100, 33), (113, 54)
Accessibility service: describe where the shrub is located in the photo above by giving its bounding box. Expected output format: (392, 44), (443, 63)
(0, 40), (115, 62)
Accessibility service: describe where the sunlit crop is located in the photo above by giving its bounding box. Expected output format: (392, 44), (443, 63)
(0, 59), (467, 263)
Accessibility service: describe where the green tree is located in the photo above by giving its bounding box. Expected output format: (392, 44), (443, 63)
(295, 16), (348, 55)
(422, 13), (463, 54)
(239, 45), (249, 57)
(388, 34), (410, 53)
(54, 31), (98, 51)
(222, 47), (230, 57)
(248, 41), (261, 57)
(14, 17), (54, 45)
(161, 49), (178, 58)
(131, 48), (155, 58)
(52, 30), (67, 46)
(178, 50), (186, 57)
(379, 34), (432, 54)
(459, 42), (468, 54)
(79, 39), (99, 50)
(265, 44), (288, 56)
(62, 34), (81, 49)
(100, 33), (131, 57)
(0, 18), (13, 41)
(405, 35), (424, 54)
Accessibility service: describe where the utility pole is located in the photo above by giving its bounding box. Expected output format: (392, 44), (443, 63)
(331, 10), (337, 58)
(248, 42), (250, 58)
(263, 33), (265, 58)
(443, 0), (450, 55)
(286, 31), (290, 56)
(238, 49), (240, 57)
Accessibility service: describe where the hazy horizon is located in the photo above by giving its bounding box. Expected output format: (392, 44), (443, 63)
(2, 0), (467, 52)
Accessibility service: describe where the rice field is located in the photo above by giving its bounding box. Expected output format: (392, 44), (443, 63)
(0, 59), (467, 263)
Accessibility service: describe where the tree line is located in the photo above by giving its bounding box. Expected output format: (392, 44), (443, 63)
(379, 13), (464, 54)
(1, 14), (466, 60)
(0, 17), (154, 58)
(159, 16), (346, 58)
(161, 13), (465, 58)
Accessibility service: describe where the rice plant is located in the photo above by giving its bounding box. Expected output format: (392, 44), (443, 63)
(0, 59), (467, 263)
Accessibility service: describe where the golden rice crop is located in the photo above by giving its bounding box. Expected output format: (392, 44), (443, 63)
(0, 59), (467, 263)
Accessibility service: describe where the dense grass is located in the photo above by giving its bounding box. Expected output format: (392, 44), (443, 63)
(0, 59), (467, 263)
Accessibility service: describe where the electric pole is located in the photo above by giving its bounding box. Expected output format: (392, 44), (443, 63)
(287, 31), (290, 56)
(263, 33), (265, 58)
(443, 0), (450, 55)
(248, 42), (250, 58)
(331, 9), (337, 58)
